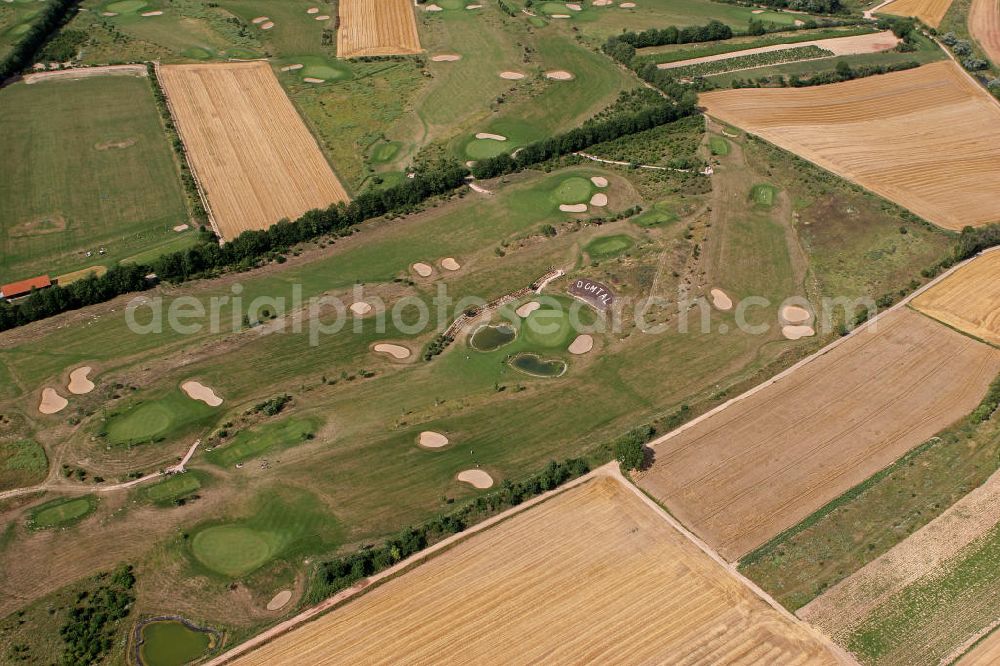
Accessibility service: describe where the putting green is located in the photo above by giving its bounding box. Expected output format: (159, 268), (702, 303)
(437, 0), (465, 8)
(104, 0), (148, 13)
(465, 137), (510, 160)
(29, 496), (96, 530)
(293, 56), (351, 82)
(585, 234), (634, 260)
(750, 183), (777, 207)
(633, 201), (678, 228)
(102, 390), (216, 446)
(206, 416), (320, 467)
(522, 305), (575, 348)
(144, 472), (202, 504)
(539, 2), (572, 15)
(139, 620), (212, 666)
(181, 46), (214, 60)
(192, 525), (278, 577)
(552, 177), (593, 204)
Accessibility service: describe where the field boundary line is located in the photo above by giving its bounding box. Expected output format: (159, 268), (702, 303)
(644, 245), (1000, 457)
(203, 467), (600, 665)
(153, 61), (224, 242)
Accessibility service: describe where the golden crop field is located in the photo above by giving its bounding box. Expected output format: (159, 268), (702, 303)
(882, 0), (955, 27)
(970, 0), (1000, 66)
(158, 62), (349, 240)
(912, 251), (1000, 346)
(231, 474), (849, 665)
(639, 308), (1000, 561)
(959, 629), (1000, 665)
(699, 61), (1000, 231)
(337, 0), (422, 58)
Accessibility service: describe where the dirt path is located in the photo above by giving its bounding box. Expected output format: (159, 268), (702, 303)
(574, 151), (692, 172)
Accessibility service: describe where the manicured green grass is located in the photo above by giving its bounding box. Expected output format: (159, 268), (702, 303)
(750, 183), (777, 206)
(552, 176), (594, 204)
(370, 141), (402, 163)
(633, 201), (679, 227)
(188, 487), (342, 578)
(0, 75), (189, 284)
(28, 495), (97, 530)
(100, 389), (218, 446)
(521, 299), (578, 349)
(206, 416), (321, 467)
(585, 234), (635, 261)
(143, 471), (204, 505)
(139, 620), (213, 666)
(709, 136), (730, 156)
(0, 439), (47, 491)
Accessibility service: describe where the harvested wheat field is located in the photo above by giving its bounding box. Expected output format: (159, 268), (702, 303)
(158, 62), (349, 239)
(230, 474), (849, 665)
(700, 62), (1000, 230)
(337, 0), (422, 57)
(970, 0), (1000, 66)
(959, 629), (1000, 665)
(912, 251), (1000, 346)
(882, 0), (954, 27)
(800, 466), (1000, 665)
(639, 308), (1000, 561)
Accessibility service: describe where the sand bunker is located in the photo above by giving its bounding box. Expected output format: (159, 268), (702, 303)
(431, 54), (462, 61)
(350, 301), (373, 315)
(441, 257), (461, 271)
(374, 343), (412, 360)
(418, 431), (449, 448)
(181, 380), (223, 407)
(281, 63), (304, 71)
(307, 7), (319, 13)
(39, 388), (68, 415)
(516, 300), (541, 317)
(68, 367), (95, 395)
(412, 262), (433, 277)
(566, 2), (582, 9)
(457, 469), (494, 489)
(101, 11), (117, 16)
(173, 223), (190, 232)
(782, 325), (815, 340)
(267, 590), (292, 611)
(261, 21), (275, 29)
(141, 10), (163, 16)
(545, 70), (574, 80)
(303, 77), (325, 83)
(593, 0), (613, 5)
(752, 8), (765, 12)
(620, 2), (636, 6)
(551, 13), (571, 17)
(710, 288), (733, 311)
(315, 14), (330, 20)
(781, 304), (812, 324)
(590, 176), (608, 187)
(425, 3), (443, 10)
(568, 334), (594, 355)
(590, 193), (608, 207)
(499, 71), (526, 80)
(251, 16), (269, 23)
(475, 132), (506, 141)
(559, 203), (588, 213)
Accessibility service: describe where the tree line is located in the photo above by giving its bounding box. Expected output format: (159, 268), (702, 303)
(0, 0), (80, 82)
(713, 0), (844, 14)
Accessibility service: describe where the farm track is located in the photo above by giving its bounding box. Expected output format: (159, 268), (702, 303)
(158, 62), (349, 239)
(970, 0), (1000, 66)
(699, 61), (1000, 231)
(337, 0), (422, 57)
(219, 467), (851, 665)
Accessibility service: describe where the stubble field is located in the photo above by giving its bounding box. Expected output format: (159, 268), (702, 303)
(158, 61), (349, 239)
(912, 250), (1000, 346)
(969, 0), (1000, 65)
(230, 473), (849, 665)
(639, 308), (1000, 561)
(699, 61), (1000, 231)
(882, 0), (956, 27)
(337, 0), (422, 57)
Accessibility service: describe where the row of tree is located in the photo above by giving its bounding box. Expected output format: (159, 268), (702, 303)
(713, 0), (844, 14)
(0, 0), (80, 81)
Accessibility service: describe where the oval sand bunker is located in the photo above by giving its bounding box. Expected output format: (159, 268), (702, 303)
(499, 71), (525, 80)
(458, 469), (493, 489)
(431, 54), (462, 61)
(591, 176), (608, 187)
(516, 300), (540, 317)
(545, 70), (574, 80)
(441, 257), (461, 271)
(182, 381), (223, 407)
(475, 132), (506, 141)
(267, 590), (292, 611)
(781, 304), (812, 324)
(418, 431), (449, 448)
(68, 366), (95, 395)
(412, 262), (433, 277)
(374, 343), (411, 360)
(782, 325), (815, 340)
(710, 288), (733, 311)
(39, 388), (68, 415)
(350, 301), (373, 315)
(559, 203), (588, 213)
(568, 334), (593, 355)
(590, 193), (608, 207)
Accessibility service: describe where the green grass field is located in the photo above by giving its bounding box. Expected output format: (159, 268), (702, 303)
(206, 416), (321, 467)
(0, 0), (48, 61)
(709, 136), (730, 155)
(142, 471), (205, 505)
(28, 495), (97, 530)
(585, 234), (635, 261)
(100, 389), (219, 447)
(0, 74), (190, 284)
(750, 183), (777, 206)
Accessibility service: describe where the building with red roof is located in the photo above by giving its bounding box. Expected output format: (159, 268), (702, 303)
(1, 275), (51, 301)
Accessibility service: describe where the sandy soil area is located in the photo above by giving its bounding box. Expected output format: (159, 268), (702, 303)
(173, 223), (190, 232)
(373, 343), (411, 359)
(411, 262), (433, 277)
(314, 15), (330, 20)
(67, 366), (95, 395)
(307, 7), (319, 13)
(620, 2), (636, 7)
(516, 301), (540, 317)
(440, 257), (461, 271)
(425, 4), (443, 10)
(710, 288), (733, 311)
(267, 590), (293, 611)
(559, 203), (587, 213)
(568, 334), (593, 354)
(590, 193), (608, 207)
(38, 388), (68, 414)
(458, 470), (494, 489)
(261, 21), (275, 29)
(639, 308), (1000, 560)
(590, 176), (608, 187)
(141, 10), (163, 16)
(499, 71), (525, 79)
(181, 380), (223, 406)
(418, 431), (449, 448)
